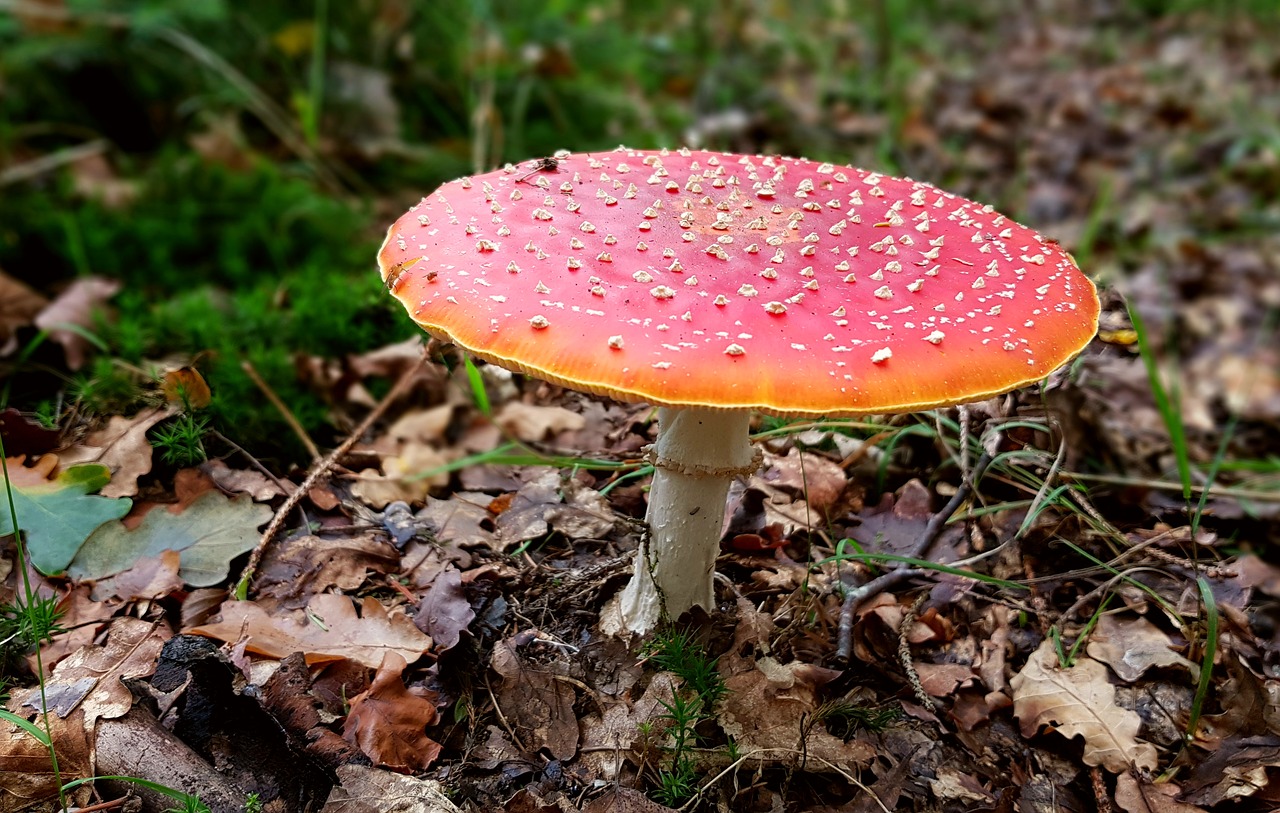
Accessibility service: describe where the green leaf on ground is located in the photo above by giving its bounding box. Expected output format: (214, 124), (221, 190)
(0, 462), (132, 574)
(68, 491), (272, 587)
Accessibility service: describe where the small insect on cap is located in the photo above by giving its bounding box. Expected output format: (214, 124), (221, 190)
(379, 147), (1100, 415)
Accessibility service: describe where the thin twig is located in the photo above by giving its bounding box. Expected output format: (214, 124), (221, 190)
(234, 351), (428, 598)
(0, 139), (108, 186)
(834, 451), (994, 665)
(897, 592), (935, 711)
(240, 360), (321, 462)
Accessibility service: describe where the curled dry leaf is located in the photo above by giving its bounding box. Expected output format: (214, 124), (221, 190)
(1011, 639), (1159, 772)
(343, 651), (442, 773)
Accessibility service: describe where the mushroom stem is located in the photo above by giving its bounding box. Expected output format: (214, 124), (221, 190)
(618, 407), (756, 633)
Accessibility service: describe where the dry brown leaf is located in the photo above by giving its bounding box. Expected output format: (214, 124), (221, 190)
(15, 617), (168, 727)
(187, 593), (432, 669)
(1085, 614), (1198, 683)
(578, 673), (677, 781)
(253, 531), (400, 611)
(419, 492), (498, 549)
(90, 549), (184, 603)
(1114, 772), (1206, 813)
(33, 277), (121, 370)
(58, 405), (177, 498)
(343, 651), (442, 772)
(385, 405), (455, 447)
(320, 763), (462, 813)
(350, 443), (451, 508)
(29, 585), (115, 675)
(490, 639), (579, 760)
(1011, 639), (1158, 772)
(718, 656), (875, 770)
(914, 662), (977, 697)
(493, 402), (585, 442)
(199, 458), (289, 501)
(0, 706), (93, 811)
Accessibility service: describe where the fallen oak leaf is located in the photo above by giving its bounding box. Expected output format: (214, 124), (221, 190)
(414, 567), (474, 651)
(0, 460), (131, 574)
(187, 593), (432, 669)
(1011, 639), (1159, 772)
(1113, 772), (1207, 813)
(67, 490), (271, 587)
(492, 401), (585, 442)
(343, 651), (442, 773)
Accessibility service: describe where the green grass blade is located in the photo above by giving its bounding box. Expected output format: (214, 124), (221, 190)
(1128, 302), (1192, 503)
(0, 709), (52, 746)
(62, 776), (210, 810)
(819, 547), (1027, 591)
(463, 355), (491, 416)
(1185, 577), (1219, 744)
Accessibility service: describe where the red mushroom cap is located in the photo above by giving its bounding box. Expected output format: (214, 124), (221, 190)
(379, 147), (1099, 416)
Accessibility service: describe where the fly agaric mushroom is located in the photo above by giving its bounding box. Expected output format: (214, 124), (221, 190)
(379, 147), (1100, 634)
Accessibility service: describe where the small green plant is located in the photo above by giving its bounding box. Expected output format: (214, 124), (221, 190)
(150, 412), (210, 467)
(641, 628), (728, 806)
(243, 792), (264, 813)
(811, 699), (900, 740)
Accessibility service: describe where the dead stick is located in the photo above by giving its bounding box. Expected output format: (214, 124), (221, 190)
(234, 351), (428, 598)
(833, 451), (993, 665)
